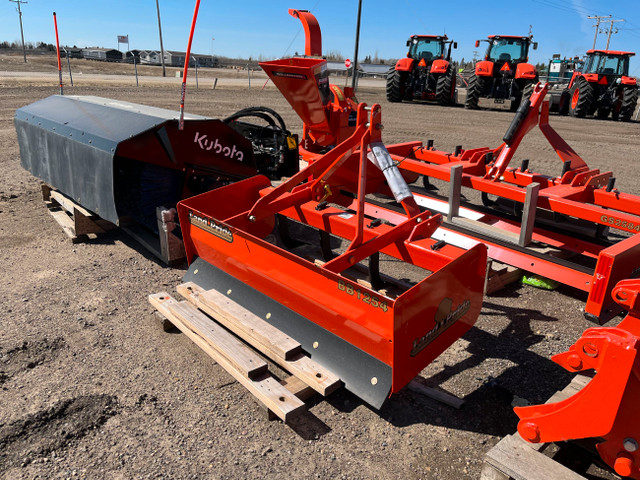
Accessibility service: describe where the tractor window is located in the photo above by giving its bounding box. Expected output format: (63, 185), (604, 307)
(487, 38), (527, 63)
(584, 54), (629, 76)
(409, 38), (443, 60)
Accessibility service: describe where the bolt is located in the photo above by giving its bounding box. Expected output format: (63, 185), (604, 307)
(371, 377), (378, 385)
(624, 438), (639, 452)
(416, 218), (422, 223)
(566, 354), (583, 370)
(313, 341), (319, 349)
(520, 422), (540, 443)
(614, 454), (634, 477)
(583, 342), (599, 358)
(248, 215), (256, 222)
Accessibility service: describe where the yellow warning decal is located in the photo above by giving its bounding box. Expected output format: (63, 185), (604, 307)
(286, 136), (297, 150)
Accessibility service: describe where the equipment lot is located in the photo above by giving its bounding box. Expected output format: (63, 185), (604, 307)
(1, 61), (638, 478)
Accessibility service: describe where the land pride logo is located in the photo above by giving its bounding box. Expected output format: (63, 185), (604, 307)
(410, 298), (471, 357)
(194, 132), (244, 162)
(188, 211), (233, 243)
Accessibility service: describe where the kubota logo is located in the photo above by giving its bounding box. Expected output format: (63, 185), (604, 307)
(194, 132), (244, 161)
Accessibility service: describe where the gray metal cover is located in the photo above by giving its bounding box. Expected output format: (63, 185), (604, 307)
(14, 95), (205, 225)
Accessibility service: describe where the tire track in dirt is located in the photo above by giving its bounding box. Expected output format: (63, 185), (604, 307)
(0, 394), (119, 470)
(0, 337), (66, 385)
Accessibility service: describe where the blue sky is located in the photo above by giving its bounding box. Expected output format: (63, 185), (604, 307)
(1, 0), (640, 74)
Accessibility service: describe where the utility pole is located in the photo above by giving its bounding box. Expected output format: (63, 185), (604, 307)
(155, 0), (166, 77)
(587, 15), (611, 49)
(603, 18), (625, 50)
(351, 0), (362, 90)
(9, 0), (28, 63)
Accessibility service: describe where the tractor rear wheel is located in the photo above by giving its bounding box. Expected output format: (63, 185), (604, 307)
(569, 77), (593, 118)
(386, 69), (407, 103)
(618, 85), (638, 122)
(465, 75), (487, 109)
(435, 69), (455, 106)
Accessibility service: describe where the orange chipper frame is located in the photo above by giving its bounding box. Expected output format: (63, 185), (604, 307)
(515, 279), (640, 479)
(177, 101), (487, 408)
(261, 9), (640, 325)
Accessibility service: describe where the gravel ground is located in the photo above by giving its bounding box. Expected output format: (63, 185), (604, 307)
(1, 54), (638, 479)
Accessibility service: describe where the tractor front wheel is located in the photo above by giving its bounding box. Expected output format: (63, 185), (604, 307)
(569, 77), (593, 118)
(617, 85), (638, 122)
(386, 69), (407, 103)
(435, 69), (455, 106)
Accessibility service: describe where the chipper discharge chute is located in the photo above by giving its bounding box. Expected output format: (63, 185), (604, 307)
(261, 8), (640, 325)
(14, 95), (298, 259)
(177, 102), (487, 408)
(515, 278), (640, 479)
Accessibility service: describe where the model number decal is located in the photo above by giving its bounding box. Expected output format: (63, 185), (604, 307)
(338, 279), (388, 312)
(600, 215), (640, 232)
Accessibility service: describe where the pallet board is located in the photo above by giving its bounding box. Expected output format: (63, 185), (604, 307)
(42, 184), (113, 242)
(148, 286), (342, 422)
(42, 184), (184, 264)
(481, 374), (596, 480)
(176, 282), (341, 397)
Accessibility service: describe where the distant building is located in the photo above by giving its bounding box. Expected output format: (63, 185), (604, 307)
(82, 48), (123, 62)
(359, 63), (391, 78)
(124, 50), (141, 63)
(139, 50), (161, 65)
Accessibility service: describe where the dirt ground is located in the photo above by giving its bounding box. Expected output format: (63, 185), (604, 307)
(1, 55), (639, 479)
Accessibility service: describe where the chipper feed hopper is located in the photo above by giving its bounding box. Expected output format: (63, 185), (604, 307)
(14, 95), (298, 257)
(177, 101), (487, 408)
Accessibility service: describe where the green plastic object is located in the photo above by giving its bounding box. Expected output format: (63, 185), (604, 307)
(521, 274), (560, 290)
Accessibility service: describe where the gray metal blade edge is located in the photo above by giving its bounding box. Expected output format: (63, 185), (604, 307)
(183, 257), (392, 409)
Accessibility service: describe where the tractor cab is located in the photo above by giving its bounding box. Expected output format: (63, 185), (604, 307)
(480, 35), (537, 69)
(406, 35), (456, 63)
(582, 50), (634, 79)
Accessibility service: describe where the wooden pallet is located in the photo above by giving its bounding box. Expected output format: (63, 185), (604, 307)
(148, 283), (342, 422)
(42, 184), (185, 264)
(481, 374), (598, 480)
(42, 184), (114, 243)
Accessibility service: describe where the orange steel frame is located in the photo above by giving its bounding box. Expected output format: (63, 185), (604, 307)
(178, 104), (487, 402)
(515, 278), (640, 479)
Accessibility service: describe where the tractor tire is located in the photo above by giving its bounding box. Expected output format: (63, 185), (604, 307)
(386, 69), (407, 103)
(618, 85), (638, 122)
(435, 69), (455, 106)
(465, 74), (485, 109)
(569, 77), (593, 118)
(558, 90), (570, 115)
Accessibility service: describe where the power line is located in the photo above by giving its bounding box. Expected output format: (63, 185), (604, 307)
(8, 0), (27, 63)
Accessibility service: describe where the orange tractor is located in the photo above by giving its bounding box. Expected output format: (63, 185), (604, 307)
(386, 35), (458, 105)
(465, 35), (538, 111)
(560, 49), (638, 121)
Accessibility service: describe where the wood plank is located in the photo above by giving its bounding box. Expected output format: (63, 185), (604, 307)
(177, 282), (341, 396)
(485, 262), (523, 295)
(149, 292), (305, 422)
(49, 189), (94, 218)
(150, 293), (268, 380)
(407, 380), (465, 409)
(177, 282), (301, 360)
(48, 207), (78, 240)
(484, 434), (585, 480)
